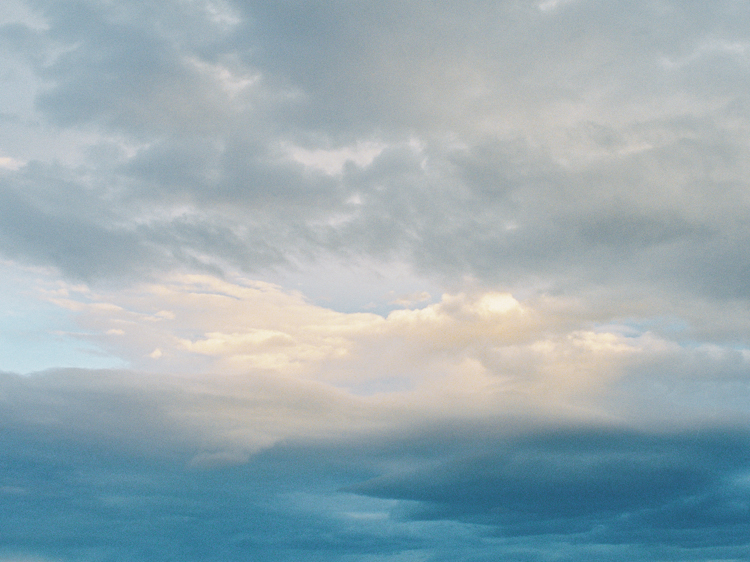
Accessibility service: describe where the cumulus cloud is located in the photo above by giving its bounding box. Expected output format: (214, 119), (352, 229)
(0, 273), (739, 451)
(29, 274), (662, 410)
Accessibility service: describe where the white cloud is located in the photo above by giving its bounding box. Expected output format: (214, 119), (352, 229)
(538, 0), (581, 13)
(282, 140), (387, 175)
(30, 272), (736, 430)
(0, 156), (23, 170)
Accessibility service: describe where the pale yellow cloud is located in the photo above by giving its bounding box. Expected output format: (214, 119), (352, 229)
(45, 274), (657, 412)
(21, 271), (742, 463)
(0, 156), (23, 170)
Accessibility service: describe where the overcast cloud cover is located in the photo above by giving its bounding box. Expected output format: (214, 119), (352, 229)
(2, 0), (750, 560)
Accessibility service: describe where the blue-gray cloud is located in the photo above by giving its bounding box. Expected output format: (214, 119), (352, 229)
(351, 427), (750, 542)
(1, 362), (749, 561)
(3, 408), (750, 561)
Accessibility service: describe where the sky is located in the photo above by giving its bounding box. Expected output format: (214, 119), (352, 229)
(1, 0), (750, 560)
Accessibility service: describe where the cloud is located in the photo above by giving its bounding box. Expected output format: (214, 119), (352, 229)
(2, 401), (749, 561)
(3, 265), (748, 560)
(0, 173), (158, 280)
(0, 419), (435, 562)
(339, 427), (750, 561)
(2, 272), (749, 560)
(29, 273), (668, 413)
(0, 367), (389, 464)
(351, 428), (750, 530)
(0, 273), (740, 452)
(3, 1), (750, 559)
(0, 0), (746, 304)
(0, 156), (23, 170)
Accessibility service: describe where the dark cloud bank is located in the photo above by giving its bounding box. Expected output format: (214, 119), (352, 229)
(2, 406), (749, 561)
(1, 367), (748, 561)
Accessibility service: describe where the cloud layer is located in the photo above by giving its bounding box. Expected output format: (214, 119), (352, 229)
(1, 0), (749, 299)
(2, 271), (750, 559)
(2, 0), (750, 560)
